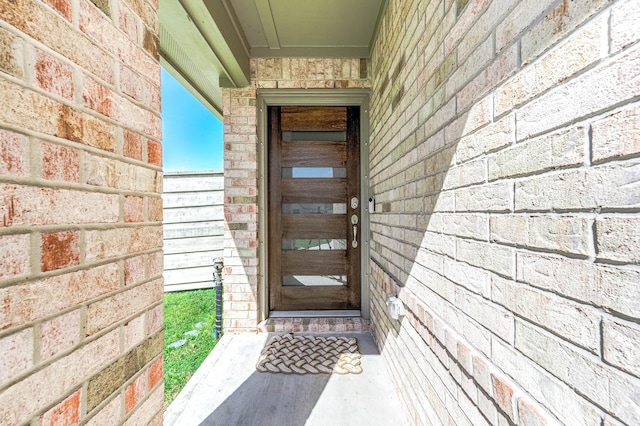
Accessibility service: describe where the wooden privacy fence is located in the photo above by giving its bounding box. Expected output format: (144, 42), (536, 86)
(163, 171), (224, 292)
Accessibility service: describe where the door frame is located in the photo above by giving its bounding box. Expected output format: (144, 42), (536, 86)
(256, 89), (371, 321)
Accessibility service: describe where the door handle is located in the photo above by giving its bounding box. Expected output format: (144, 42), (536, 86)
(352, 224), (358, 248)
(351, 214), (358, 248)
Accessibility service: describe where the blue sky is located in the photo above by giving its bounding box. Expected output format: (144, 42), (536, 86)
(161, 68), (223, 172)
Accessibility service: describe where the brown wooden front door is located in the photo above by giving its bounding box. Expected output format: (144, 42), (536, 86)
(268, 106), (361, 311)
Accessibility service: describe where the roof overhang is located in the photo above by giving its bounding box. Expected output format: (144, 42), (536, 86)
(159, 0), (386, 117)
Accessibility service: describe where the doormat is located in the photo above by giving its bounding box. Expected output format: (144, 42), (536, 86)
(256, 334), (362, 375)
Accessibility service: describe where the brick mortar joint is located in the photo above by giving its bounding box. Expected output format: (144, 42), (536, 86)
(0, 223), (163, 240)
(2, 73), (162, 141)
(29, 386), (84, 424)
(0, 125), (163, 174)
(6, 292), (159, 349)
(371, 262), (559, 422)
(122, 383), (163, 423)
(83, 389), (118, 424)
(0, 178), (163, 198)
(84, 331), (164, 413)
(0, 257), (162, 298)
(0, 327), (159, 396)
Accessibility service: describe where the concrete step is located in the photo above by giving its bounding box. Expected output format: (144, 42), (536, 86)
(257, 317), (370, 333)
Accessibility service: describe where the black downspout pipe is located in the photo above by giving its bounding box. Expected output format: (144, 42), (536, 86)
(212, 257), (224, 339)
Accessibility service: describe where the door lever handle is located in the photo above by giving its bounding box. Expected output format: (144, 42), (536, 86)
(351, 214), (358, 248)
(352, 224), (358, 248)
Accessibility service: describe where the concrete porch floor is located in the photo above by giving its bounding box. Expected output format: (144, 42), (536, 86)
(164, 332), (410, 426)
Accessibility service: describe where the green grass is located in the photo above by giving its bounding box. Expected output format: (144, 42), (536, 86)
(163, 289), (220, 406)
(294, 239), (323, 249)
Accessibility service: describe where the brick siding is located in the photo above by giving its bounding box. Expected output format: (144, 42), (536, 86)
(222, 58), (370, 331)
(0, 0), (622, 423)
(369, 0), (640, 424)
(0, 0), (164, 424)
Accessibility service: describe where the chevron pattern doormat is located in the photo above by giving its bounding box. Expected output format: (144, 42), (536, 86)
(256, 334), (362, 375)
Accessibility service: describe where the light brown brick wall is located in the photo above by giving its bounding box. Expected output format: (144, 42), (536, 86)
(222, 58), (370, 332)
(369, 0), (640, 424)
(0, 0), (163, 424)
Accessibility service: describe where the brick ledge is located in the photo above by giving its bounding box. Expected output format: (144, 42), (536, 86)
(258, 317), (371, 333)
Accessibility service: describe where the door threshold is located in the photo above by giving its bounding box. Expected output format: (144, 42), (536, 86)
(259, 314), (370, 333)
(269, 310), (361, 318)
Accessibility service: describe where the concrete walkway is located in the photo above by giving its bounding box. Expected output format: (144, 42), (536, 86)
(164, 332), (409, 426)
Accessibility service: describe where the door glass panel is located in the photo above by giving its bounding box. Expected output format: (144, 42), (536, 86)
(282, 203), (346, 214)
(282, 239), (347, 250)
(282, 167), (347, 178)
(283, 275), (347, 286)
(282, 131), (346, 141)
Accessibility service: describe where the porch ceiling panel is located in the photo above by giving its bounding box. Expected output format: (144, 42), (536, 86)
(159, 0), (385, 116)
(233, 0), (386, 57)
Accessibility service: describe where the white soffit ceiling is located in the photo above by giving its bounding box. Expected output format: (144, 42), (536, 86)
(231, 0), (386, 57)
(159, 0), (386, 116)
